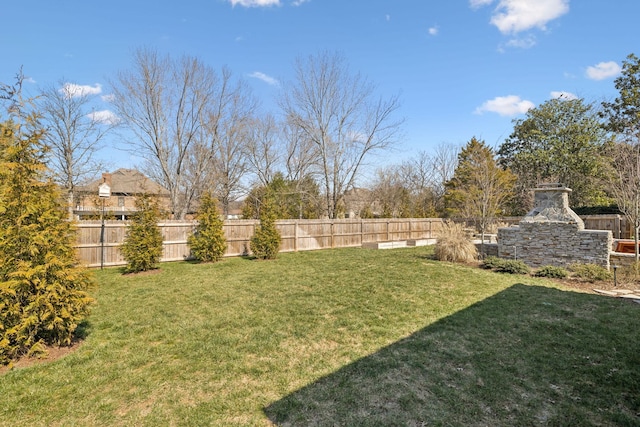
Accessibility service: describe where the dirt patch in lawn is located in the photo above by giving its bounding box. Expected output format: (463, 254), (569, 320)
(0, 340), (83, 375)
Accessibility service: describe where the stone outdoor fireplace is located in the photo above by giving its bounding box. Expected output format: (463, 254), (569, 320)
(497, 184), (612, 269)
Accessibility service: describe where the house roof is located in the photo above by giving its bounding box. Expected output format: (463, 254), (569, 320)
(79, 169), (170, 196)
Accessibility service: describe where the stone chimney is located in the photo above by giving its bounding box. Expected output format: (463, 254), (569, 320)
(520, 183), (584, 229)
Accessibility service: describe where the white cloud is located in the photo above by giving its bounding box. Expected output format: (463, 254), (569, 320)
(550, 91), (578, 100)
(87, 110), (119, 125)
(475, 95), (535, 116)
(385, 14), (391, 22)
(291, 0), (309, 5)
(228, 0), (280, 7)
(60, 83), (102, 98)
(471, 0), (569, 34)
(503, 34), (537, 49)
(248, 71), (279, 86)
(101, 94), (115, 102)
(585, 61), (621, 80)
(470, 0), (493, 8)
(428, 26), (439, 36)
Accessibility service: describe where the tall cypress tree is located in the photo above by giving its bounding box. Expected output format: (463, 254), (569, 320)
(0, 118), (94, 365)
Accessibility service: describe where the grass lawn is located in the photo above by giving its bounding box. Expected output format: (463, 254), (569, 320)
(1, 246), (639, 426)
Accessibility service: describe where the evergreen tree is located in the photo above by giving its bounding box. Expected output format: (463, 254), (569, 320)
(188, 192), (227, 262)
(120, 194), (163, 273)
(250, 194), (281, 260)
(498, 97), (610, 213)
(242, 173), (322, 220)
(445, 137), (515, 241)
(0, 115), (94, 365)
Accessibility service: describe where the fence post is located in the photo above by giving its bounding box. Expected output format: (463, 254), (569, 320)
(294, 220), (299, 252)
(331, 221), (334, 248)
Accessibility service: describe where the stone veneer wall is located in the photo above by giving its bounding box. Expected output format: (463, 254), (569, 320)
(497, 186), (612, 269)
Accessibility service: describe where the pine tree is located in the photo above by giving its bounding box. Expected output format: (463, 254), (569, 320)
(0, 118), (94, 365)
(120, 193), (163, 273)
(250, 194), (281, 260)
(188, 192), (227, 262)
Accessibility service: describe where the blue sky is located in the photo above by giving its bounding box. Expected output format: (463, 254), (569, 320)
(1, 0), (639, 170)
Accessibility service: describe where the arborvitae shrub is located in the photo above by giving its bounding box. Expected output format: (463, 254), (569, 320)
(120, 194), (163, 273)
(0, 120), (94, 365)
(188, 192), (227, 262)
(569, 263), (612, 282)
(434, 221), (477, 263)
(534, 265), (569, 279)
(250, 195), (281, 260)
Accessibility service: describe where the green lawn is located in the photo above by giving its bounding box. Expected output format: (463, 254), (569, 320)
(1, 247), (638, 426)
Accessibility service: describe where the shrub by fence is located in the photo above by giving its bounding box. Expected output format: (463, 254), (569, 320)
(75, 218), (446, 268)
(75, 214), (630, 268)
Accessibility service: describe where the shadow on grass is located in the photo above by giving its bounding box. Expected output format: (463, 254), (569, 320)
(264, 284), (640, 426)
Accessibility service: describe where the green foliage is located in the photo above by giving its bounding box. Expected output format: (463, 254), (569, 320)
(250, 195), (281, 260)
(498, 97), (611, 214)
(434, 221), (477, 263)
(445, 137), (515, 230)
(495, 260), (530, 275)
(600, 53), (640, 262)
(0, 117), (94, 365)
(569, 263), (613, 282)
(481, 256), (506, 270)
(120, 194), (163, 273)
(601, 53), (640, 138)
(243, 173), (321, 220)
(480, 256), (530, 275)
(534, 265), (569, 279)
(188, 192), (227, 262)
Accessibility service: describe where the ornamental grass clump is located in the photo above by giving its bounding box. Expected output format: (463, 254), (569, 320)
(188, 192), (227, 263)
(434, 221), (477, 263)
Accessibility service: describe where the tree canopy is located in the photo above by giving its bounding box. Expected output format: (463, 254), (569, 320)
(498, 97), (611, 213)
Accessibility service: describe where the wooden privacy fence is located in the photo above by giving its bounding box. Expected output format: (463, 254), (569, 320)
(74, 214), (631, 268)
(76, 218), (446, 268)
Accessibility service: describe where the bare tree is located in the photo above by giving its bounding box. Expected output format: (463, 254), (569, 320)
(369, 165), (411, 218)
(607, 143), (640, 262)
(39, 80), (114, 218)
(245, 114), (281, 187)
(445, 138), (515, 251)
(395, 145), (458, 217)
(205, 69), (257, 217)
(110, 48), (219, 219)
(280, 51), (403, 218)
